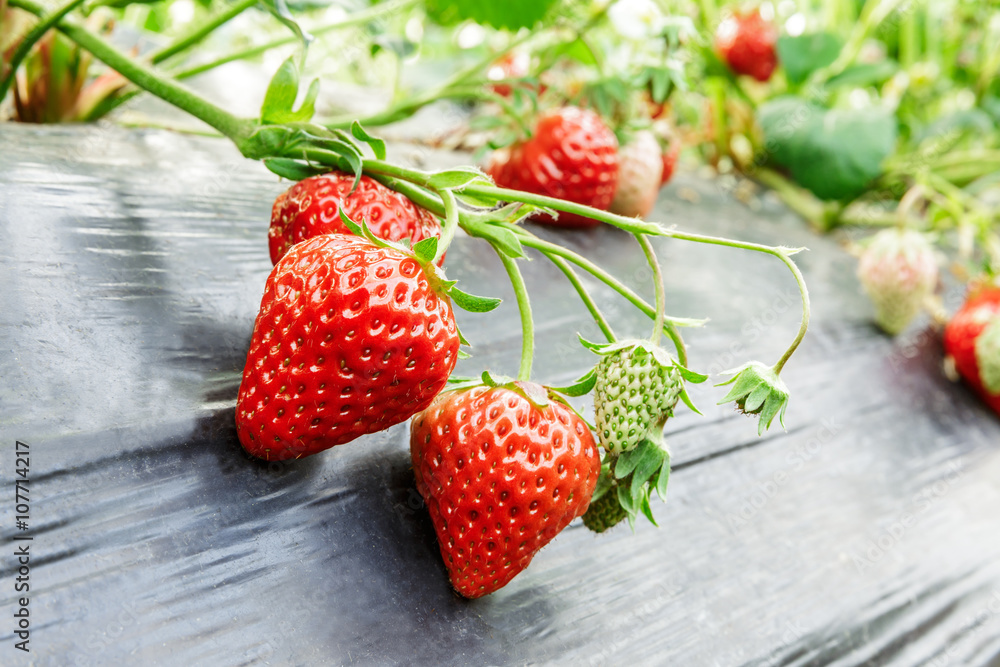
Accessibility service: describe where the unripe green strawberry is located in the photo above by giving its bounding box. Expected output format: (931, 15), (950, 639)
(857, 229), (938, 335)
(581, 482), (627, 533)
(593, 340), (682, 454)
(609, 130), (663, 219)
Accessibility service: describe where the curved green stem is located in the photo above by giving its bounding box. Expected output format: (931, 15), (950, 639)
(0, 0), (88, 103)
(496, 251), (534, 381)
(149, 0), (257, 65)
(771, 252), (810, 374)
(637, 234), (665, 345)
(8, 0), (254, 142)
(550, 256), (616, 343)
(435, 188), (460, 263)
(514, 231), (688, 366)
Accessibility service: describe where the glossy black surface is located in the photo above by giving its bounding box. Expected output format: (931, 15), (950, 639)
(2, 124), (999, 666)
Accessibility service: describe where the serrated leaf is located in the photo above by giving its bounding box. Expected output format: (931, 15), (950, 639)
(412, 237), (438, 264)
(263, 158), (325, 181)
(423, 0), (557, 30)
(776, 32), (842, 85)
(757, 96), (897, 201)
(350, 121), (386, 160)
(449, 287), (502, 313)
(549, 368), (597, 397)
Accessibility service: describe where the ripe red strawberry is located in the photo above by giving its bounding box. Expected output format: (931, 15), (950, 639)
(660, 141), (680, 186)
(944, 284), (1000, 415)
(410, 384), (601, 598)
(487, 106), (619, 228)
(715, 9), (778, 82)
(269, 172), (442, 265)
(609, 130), (663, 219)
(237, 234), (460, 460)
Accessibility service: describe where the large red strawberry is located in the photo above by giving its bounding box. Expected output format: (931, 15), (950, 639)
(714, 9), (778, 82)
(487, 106), (619, 228)
(944, 284), (1000, 415)
(237, 234), (459, 460)
(410, 384), (601, 598)
(609, 130), (663, 219)
(269, 172), (442, 265)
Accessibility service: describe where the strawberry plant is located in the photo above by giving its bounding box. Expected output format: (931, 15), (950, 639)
(2, 0), (819, 598)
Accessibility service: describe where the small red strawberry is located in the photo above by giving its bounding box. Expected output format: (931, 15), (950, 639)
(487, 106), (619, 228)
(944, 284), (1000, 415)
(715, 9), (778, 82)
(269, 172), (442, 265)
(609, 130), (663, 219)
(410, 383), (601, 598)
(660, 141), (680, 186)
(237, 234), (460, 460)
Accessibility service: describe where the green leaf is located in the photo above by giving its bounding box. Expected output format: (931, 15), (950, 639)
(549, 368), (597, 397)
(776, 32), (842, 86)
(757, 96), (897, 201)
(412, 237), (438, 264)
(426, 168), (488, 191)
(617, 483), (638, 519)
(263, 158), (325, 181)
(449, 287), (502, 313)
(825, 60), (898, 89)
(350, 122), (386, 160)
(469, 224), (524, 259)
(629, 441), (666, 497)
(639, 491), (658, 527)
(260, 0), (312, 52)
(423, 0), (558, 30)
(260, 57), (318, 124)
(590, 463), (615, 502)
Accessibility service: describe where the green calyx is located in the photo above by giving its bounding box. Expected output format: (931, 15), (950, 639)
(975, 316), (1000, 396)
(587, 338), (705, 454)
(716, 361), (790, 436)
(582, 437), (671, 533)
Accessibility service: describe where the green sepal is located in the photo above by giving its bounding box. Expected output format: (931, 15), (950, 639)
(716, 361), (790, 436)
(654, 451), (670, 502)
(678, 386), (702, 416)
(263, 158), (326, 181)
(976, 316), (1000, 395)
(548, 368), (597, 397)
(675, 364), (708, 384)
(260, 57), (318, 124)
(639, 491), (657, 527)
(350, 121), (386, 160)
(412, 237), (438, 264)
(448, 286), (502, 313)
(590, 463), (615, 503)
(456, 349), (471, 360)
(481, 370), (514, 387)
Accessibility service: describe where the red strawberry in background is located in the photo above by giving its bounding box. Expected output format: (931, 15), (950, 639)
(269, 172), (442, 265)
(715, 8), (778, 82)
(237, 234), (460, 460)
(410, 384), (601, 598)
(944, 284), (1000, 415)
(487, 106), (619, 227)
(487, 52), (530, 98)
(660, 140), (680, 187)
(609, 130), (663, 219)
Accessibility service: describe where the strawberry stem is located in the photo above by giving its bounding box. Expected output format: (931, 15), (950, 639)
(148, 0), (258, 66)
(435, 189), (460, 264)
(636, 234), (665, 346)
(496, 250), (534, 381)
(549, 256), (617, 343)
